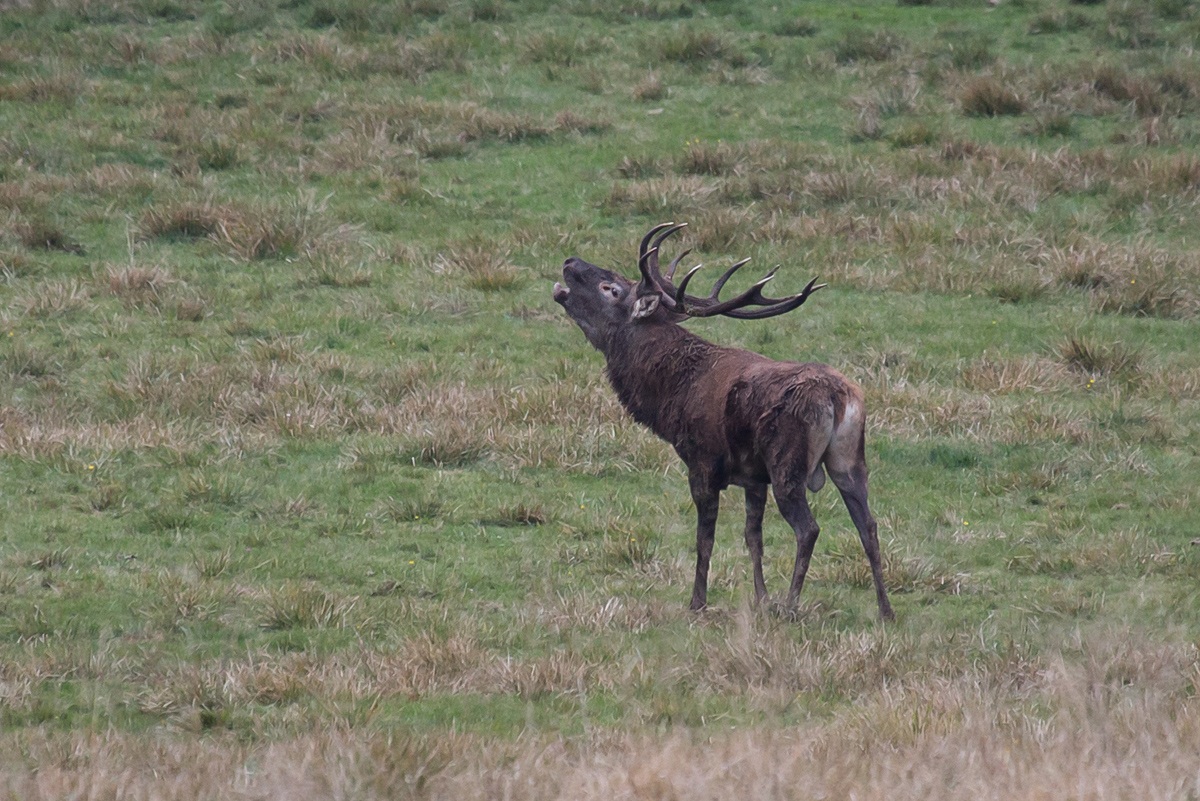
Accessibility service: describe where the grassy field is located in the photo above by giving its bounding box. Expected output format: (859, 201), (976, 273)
(2, 0), (1199, 796)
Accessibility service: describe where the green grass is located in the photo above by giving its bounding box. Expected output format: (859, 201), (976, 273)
(2, 0), (1200, 796)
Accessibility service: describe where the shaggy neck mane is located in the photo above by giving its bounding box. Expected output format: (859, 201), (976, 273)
(601, 321), (716, 443)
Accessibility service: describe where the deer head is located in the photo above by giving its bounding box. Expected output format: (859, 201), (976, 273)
(553, 222), (824, 349)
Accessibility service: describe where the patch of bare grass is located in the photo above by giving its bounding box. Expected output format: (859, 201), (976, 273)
(356, 97), (597, 149)
(1007, 527), (1179, 577)
(5, 673), (1200, 801)
(815, 545), (969, 596)
(369, 32), (466, 81)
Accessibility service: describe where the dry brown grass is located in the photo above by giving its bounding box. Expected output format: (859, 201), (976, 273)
(216, 192), (363, 262)
(601, 141), (1200, 318)
(632, 71), (666, 102)
(431, 240), (521, 292)
(138, 197), (232, 241)
(959, 76), (1028, 117)
(2, 629), (1196, 799)
(0, 70), (82, 104)
(103, 263), (176, 308)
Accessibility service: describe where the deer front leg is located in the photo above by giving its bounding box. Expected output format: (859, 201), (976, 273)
(743, 483), (769, 604)
(688, 475), (720, 611)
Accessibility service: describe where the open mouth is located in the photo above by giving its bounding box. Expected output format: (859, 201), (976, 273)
(552, 281), (570, 303)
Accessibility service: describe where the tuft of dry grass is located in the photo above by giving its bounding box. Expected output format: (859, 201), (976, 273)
(677, 139), (743, 177)
(521, 31), (596, 67)
(1057, 335), (1141, 378)
(960, 76), (1027, 117)
(103, 264), (175, 308)
(260, 585), (358, 631)
(432, 241), (521, 292)
(632, 71), (666, 102)
(16, 279), (91, 318)
(141, 572), (229, 632)
(959, 354), (1071, 395)
(1043, 241), (1195, 318)
(216, 192), (362, 262)
(137, 198), (231, 241)
(477, 502), (548, 527)
(602, 175), (718, 217)
(659, 28), (740, 67)
(0, 71), (83, 104)
(0, 341), (60, 379)
(833, 29), (904, 64)
(301, 254), (374, 289)
(602, 525), (658, 568)
(14, 219), (84, 254)
(615, 154), (664, 179)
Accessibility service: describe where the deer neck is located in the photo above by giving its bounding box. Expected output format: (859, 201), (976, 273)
(602, 322), (715, 440)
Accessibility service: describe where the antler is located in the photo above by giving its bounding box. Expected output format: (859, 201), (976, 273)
(636, 222), (825, 320)
(637, 222), (689, 308)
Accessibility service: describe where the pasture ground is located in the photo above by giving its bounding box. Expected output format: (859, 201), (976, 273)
(2, 0), (1199, 796)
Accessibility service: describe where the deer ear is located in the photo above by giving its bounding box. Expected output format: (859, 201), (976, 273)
(631, 293), (660, 320)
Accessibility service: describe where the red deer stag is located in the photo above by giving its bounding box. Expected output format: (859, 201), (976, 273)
(552, 222), (894, 620)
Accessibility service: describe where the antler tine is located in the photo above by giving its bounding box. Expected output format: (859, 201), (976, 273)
(672, 263), (705, 307)
(664, 248), (691, 281)
(673, 256), (764, 311)
(638, 222), (687, 293)
(708, 257), (751, 298)
(639, 221), (676, 261)
(684, 273), (826, 320)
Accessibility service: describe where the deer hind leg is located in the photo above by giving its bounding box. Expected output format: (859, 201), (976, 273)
(743, 483), (769, 604)
(827, 461), (895, 622)
(774, 483), (820, 609)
